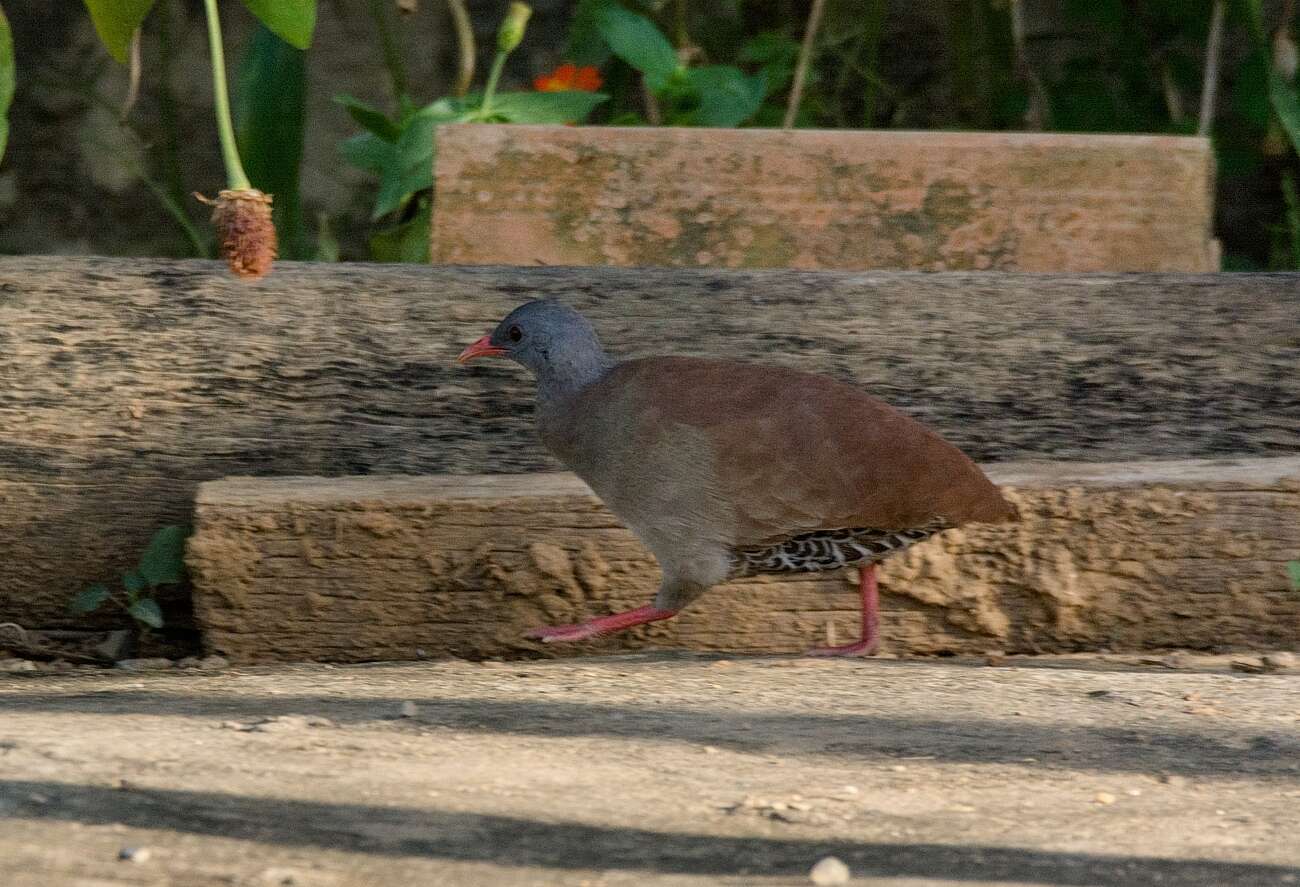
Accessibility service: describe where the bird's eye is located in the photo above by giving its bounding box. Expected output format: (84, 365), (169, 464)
(507, 325), (523, 343)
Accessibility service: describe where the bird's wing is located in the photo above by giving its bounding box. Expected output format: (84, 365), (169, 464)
(609, 356), (1013, 547)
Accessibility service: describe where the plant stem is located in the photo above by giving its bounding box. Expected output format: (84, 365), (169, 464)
(1198, 1), (1226, 137)
(479, 50), (508, 120)
(1283, 171), (1300, 269)
(157, 0), (190, 213)
(201, 0), (251, 190)
(447, 0), (475, 97)
(783, 0), (827, 128)
(673, 0), (689, 50)
(368, 0), (409, 102)
(1008, 0), (1048, 129)
(861, 0), (887, 127)
(119, 27), (142, 122)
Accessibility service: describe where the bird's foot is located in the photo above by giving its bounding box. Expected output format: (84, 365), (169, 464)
(805, 639), (879, 658)
(523, 605), (679, 644)
(522, 622), (603, 643)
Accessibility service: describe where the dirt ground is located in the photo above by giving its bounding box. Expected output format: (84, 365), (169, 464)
(1, 653), (1298, 887)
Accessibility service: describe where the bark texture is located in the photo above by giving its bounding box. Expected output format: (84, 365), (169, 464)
(188, 459), (1300, 662)
(0, 257), (1296, 627)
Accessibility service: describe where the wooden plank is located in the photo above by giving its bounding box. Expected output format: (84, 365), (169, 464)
(188, 458), (1300, 662)
(0, 256), (1296, 629)
(431, 125), (1217, 271)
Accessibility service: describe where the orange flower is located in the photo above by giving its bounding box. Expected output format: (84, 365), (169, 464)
(533, 62), (602, 92)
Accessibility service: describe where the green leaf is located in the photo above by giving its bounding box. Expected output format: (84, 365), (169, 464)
(123, 572), (146, 596)
(239, 0), (316, 50)
(82, 0), (156, 63)
(686, 66), (765, 127)
(235, 24), (309, 259)
(1268, 70), (1300, 158)
(340, 131), (396, 175)
(0, 3), (12, 162)
(138, 525), (189, 587)
(566, 0), (614, 66)
(335, 94), (401, 141)
(372, 102), (467, 220)
(127, 598), (164, 629)
(595, 4), (679, 90)
(70, 584), (111, 615)
(1288, 560), (1300, 592)
(738, 31), (798, 94)
(369, 197), (431, 263)
(486, 91), (608, 124)
(1232, 48), (1272, 130)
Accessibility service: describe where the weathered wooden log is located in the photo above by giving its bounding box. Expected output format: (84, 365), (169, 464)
(188, 459), (1300, 662)
(0, 256), (1297, 628)
(432, 125), (1217, 271)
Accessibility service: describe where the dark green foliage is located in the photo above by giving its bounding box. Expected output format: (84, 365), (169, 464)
(0, 3), (11, 162)
(235, 24), (309, 258)
(70, 526), (190, 632)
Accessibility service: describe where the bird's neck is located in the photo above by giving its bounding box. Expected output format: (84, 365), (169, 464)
(535, 350), (616, 414)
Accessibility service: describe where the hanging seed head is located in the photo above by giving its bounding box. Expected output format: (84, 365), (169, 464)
(197, 188), (277, 279)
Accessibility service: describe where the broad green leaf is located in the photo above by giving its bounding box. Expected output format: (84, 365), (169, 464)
(123, 572), (146, 596)
(0, 3), (12, 162)
(82, 0), (156, 63)
(239, 0), (316, 50)
(738, 31), (798, 94)
(372, 103), (468, 219)
(369, 198), (431, 263)
(70, 584), (111, 615)
(595, 4), (679, 90)
(127, 598), (164, 629)
(340, 131), (396, 175)
(235, 24), (309, 258)
(566, 0), (614, 66)
(138, 525), (189, 587)
(486, 90), (608, 124)
(686, 66), (765, 127)
(1233, 48), (1272, 130)
(335, 94), (401, 141)
(1288, 560), (1300, 592)
(1268, 70), (1300, 157)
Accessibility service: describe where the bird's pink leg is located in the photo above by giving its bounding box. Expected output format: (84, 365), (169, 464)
(523, 605), (679, 644)
(807, 563), (880, 657)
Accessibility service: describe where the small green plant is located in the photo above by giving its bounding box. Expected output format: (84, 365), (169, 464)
(1288, 560), (1300, 592)
(70, 525), (190, 631)
(572, 1), (768, 127)
(339, 2), (606, 262)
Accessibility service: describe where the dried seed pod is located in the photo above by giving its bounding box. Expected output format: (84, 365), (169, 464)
(196, 188), (277, 279)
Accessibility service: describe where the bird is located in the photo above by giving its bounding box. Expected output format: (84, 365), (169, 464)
(457, 300), (1015, 656)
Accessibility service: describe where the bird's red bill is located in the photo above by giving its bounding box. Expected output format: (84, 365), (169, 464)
(457, 334), (506, 363)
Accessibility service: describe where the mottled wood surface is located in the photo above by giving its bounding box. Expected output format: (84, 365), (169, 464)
(188, 458), (1300, 662)
(432, 126), (1217, 271)
(0, 257), (1297, 628)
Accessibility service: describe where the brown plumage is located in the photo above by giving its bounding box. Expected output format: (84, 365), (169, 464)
(459, 300), (1014, 655)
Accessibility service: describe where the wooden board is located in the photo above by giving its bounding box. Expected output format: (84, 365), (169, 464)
(432, 125), (1217, 271)
(188, 459), (1300, 662)
(0, 257), (1296, 628)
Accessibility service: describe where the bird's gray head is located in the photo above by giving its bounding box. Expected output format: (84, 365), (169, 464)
(457, 299), (613, 395)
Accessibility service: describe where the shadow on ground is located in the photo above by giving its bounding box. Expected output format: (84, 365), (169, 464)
(2, 779), (1297, 886)
(2, 689), (1297, 779)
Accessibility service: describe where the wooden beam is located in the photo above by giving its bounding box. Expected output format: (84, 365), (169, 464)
(431, 125), (1217, 271)
(0, 256), (1296, 628)
(188, 458), (1300, 662)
